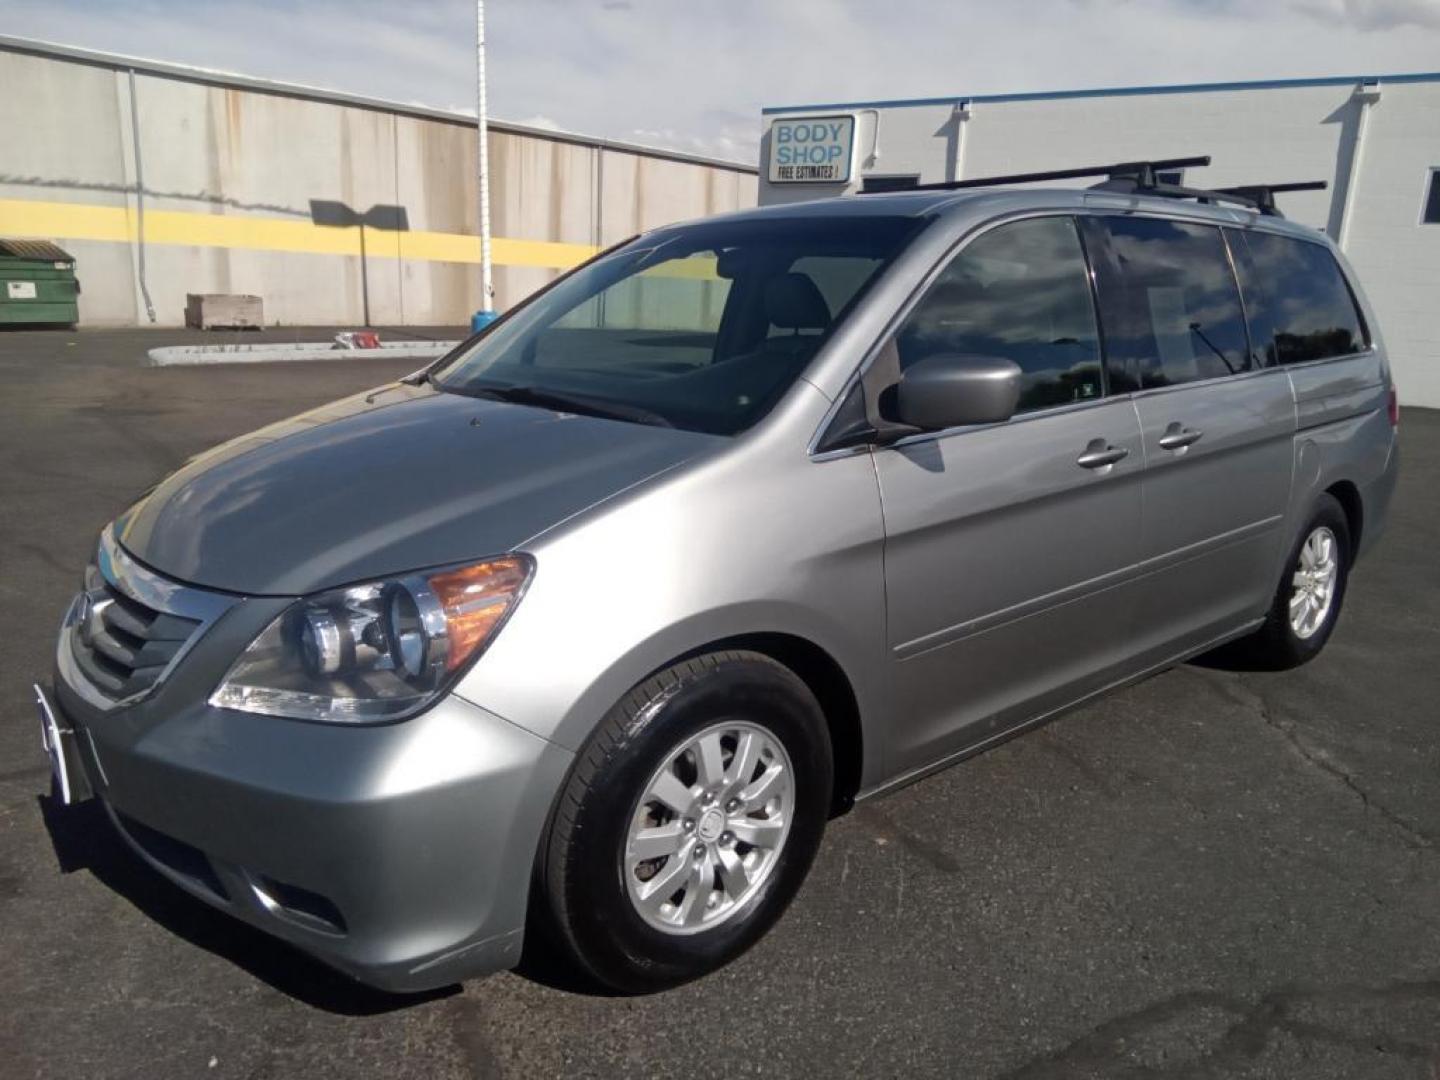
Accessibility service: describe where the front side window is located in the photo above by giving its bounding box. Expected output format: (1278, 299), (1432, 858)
(433, 215), (929, 435)
(895, 216), (1104, 413)
(1084, 216), (1251, 391)
(1228, 230), (1369, 365)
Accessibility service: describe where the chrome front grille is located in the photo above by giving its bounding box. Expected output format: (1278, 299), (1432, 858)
(58, 527), (236, 709)
(70, 577), (201, 700)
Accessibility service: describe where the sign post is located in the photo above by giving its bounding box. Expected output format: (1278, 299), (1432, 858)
(472, 0), (498, 332)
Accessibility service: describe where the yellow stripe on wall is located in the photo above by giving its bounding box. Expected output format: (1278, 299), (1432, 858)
(0, 198), (600, 269)
(0, 199), (137, 245)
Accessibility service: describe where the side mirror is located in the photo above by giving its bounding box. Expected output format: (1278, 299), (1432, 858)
(893, 354), (1022, 431)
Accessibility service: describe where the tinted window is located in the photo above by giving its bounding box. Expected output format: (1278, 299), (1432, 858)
(783, 255), (883, 335)
(1230, 230), (1369, 365)
(548, 251), (731, 371)
(1085, 217), (1250, 391)
(1423, 169), (1440, 225)
(434, 215), (928, 435)
(896, 216), (1103, 413)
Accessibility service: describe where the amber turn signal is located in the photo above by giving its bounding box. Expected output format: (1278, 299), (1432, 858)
(427, 557), (532, 670)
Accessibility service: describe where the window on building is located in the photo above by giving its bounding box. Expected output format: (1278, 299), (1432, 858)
(1227, 230), (1369, 365)
(861, 174), (921, 193)
(1423, 168), (1440, 224)
(895, 216), (1103, 413)
(1082, 217), (1251, 391)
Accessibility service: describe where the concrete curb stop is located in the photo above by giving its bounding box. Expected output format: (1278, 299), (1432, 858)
(146, 340), (461, 367)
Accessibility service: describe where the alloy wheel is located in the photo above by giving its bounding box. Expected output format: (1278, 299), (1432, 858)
(623, 720), (794, 935)
(1289, 525), (1339, 640)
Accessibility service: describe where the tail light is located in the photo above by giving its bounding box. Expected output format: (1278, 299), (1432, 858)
(1388, 385), (1399, 429)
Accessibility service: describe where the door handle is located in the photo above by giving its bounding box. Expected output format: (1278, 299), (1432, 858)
(1076, 440), (1130, 470)
(1157, 423), (1204, 451)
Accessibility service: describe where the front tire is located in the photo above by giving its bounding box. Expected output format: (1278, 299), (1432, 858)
(1235, 493), (1352, 669)
(541, 650), (832, 993)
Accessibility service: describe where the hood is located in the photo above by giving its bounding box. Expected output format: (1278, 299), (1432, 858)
(115, 383), (722, 595)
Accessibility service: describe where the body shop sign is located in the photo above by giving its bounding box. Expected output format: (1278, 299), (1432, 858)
(768, 115), (855, 183)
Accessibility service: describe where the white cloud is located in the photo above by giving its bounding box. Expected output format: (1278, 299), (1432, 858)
(2, 0), (1437, 164)
(1295, 0), (1440, 29)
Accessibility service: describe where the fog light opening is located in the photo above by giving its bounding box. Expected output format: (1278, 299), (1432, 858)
(248, 873), (348, 936)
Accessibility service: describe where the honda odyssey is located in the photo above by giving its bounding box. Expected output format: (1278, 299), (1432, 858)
(40, 159), (1399, 993)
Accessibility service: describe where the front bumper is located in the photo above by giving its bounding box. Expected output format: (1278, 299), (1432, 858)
(51, 645), (573, 992)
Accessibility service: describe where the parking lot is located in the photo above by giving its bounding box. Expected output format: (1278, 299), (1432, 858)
(1, 327), (1437, 1079)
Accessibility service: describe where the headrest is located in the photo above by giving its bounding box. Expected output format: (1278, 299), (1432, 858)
(764, 273), (831, 332)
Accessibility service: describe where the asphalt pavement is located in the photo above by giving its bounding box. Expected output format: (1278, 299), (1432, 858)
(1, 327), (1437, 1079)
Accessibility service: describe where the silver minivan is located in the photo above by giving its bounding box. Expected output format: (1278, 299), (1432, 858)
(41, 163), (1399, 993)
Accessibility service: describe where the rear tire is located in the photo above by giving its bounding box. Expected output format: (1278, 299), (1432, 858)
(541, 650), (832, 993)
(1233, 493), (1351, 670)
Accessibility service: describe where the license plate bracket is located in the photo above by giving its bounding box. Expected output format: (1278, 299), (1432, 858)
(35, 684), (87, 806)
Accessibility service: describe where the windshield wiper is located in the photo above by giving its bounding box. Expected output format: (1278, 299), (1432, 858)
(453, 381), (674, 428)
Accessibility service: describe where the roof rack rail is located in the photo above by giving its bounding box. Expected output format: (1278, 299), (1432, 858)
(863, 155), (1325, 218)
(885, 156), (1211, 194)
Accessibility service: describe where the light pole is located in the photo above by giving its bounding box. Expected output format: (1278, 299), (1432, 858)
(472, 0), (497, 332)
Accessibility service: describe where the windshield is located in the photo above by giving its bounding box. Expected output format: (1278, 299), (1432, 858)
(432, 214), (930, 435)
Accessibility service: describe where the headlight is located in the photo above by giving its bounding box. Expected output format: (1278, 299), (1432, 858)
(209, 555), (532, 723)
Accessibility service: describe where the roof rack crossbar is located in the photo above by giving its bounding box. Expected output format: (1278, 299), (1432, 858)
(1212, 180), (1328, 214)
(887, 155), (1211, 194)
(1092, 175), (1262, 211)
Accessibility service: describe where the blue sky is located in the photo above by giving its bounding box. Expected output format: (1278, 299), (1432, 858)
(3, 0), (1439, 162)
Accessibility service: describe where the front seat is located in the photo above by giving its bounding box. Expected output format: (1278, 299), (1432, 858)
(760, 273), (832, 367)
(697, 271), (832, 404)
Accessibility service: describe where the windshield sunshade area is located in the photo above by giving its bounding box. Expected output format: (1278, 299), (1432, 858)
(432, 214), (932, 435)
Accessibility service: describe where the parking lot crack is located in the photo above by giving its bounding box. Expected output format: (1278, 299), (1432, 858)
(1187, 669), (1437, 854)
(996, 977), (1440, 1078)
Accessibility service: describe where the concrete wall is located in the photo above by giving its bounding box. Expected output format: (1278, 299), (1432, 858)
(0, 39), (757, 328)
(0, 49), (139, 325)
(760, 78), (1440, 407)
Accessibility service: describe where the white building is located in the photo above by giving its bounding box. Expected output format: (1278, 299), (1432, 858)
(759, 74), (1440, 408)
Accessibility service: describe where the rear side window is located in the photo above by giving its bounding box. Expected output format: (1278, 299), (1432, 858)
(1083, 216), (1251, 391)
(1228, 230), (1368, 365)
(895, 216), (1103, 414)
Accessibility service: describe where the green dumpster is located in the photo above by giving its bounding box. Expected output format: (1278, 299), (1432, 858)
(0, 238), (79, 327)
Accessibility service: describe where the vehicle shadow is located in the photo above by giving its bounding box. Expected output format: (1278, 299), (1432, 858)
(37, 793), (459, 1016)
(1187, 639), (1282, 673)
(511, 912), (625, 998)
